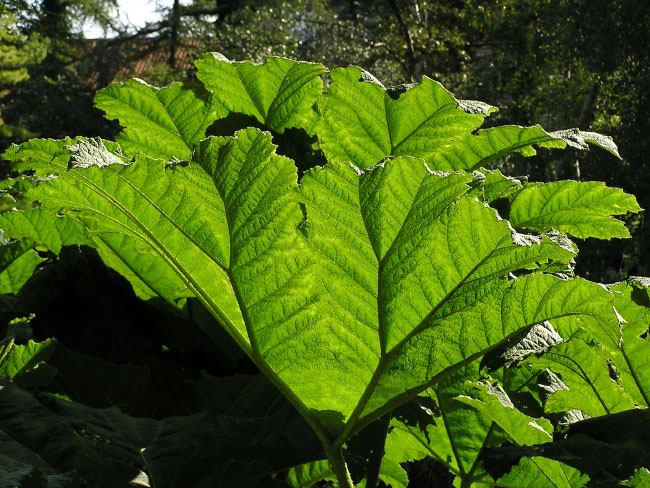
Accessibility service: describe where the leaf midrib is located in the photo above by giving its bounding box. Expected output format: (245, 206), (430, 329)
(211, 147), (339, 448)
(50, 157), (251, 357)
(462, 129), (566, 171)
(390, 100), (458, 153)
(544, 351), (612, 415)
(339, 223), (595, 442)
(336, 204), (508, 441)
(619, 342), (650, 407)
(105, 85), (192, 152)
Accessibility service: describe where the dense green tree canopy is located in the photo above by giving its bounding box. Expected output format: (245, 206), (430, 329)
(0, 5), (47, 140)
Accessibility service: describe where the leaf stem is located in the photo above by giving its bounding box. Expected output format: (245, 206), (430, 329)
(620, 346), (650, 407)
(0, 338), (14, 366)
(464, 423), (496, 484)
(323, 443), (354, 488)
(139, 448), (157, 488)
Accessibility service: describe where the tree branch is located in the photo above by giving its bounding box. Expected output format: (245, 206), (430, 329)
(384, 0), (417, 82)
(372, 41), (411, 79)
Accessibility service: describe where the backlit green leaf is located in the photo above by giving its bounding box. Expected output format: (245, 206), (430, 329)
(0, 232), (44, 294)
(428, 125), (567, 171)
(1, 55), (644, 488)
(2, 128), (622, 446)
(509, 180), (640, 239)
(0, 137), (243, 333)
(316, 66), (489, 169)
(535, 279), (650, 419)
(3, 137), (81, 176)
(95, 80), (222, 160)
(622, 468), (650, 487)
(467, 168), (525, 204)
(0, 338), (55, 381)
(195, 53), (325, 134)
(285, 460), (334, 488)
(530, 334), (639, 418)
(454, 381), (553, 446)
(496, 457), (589, 488)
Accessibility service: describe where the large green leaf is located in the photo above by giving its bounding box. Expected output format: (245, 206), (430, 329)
(509, 180), (641, 239)
(385, 363), (554, 487)
(428, 125), (565, 171)
(529, 334), (640, 418)
(294, 150), (603, 433)
(0, 137), (241, 327)
(2, 128), (622, 446)
(534, 279), (650, 418)
(315, 66), (491, 169)
(495, 457), (589, 488)
(95, 80), (222, 160)
(2, 55), (644, 487)
(195, 53), (325, 134)
(3, 137), (81, 176)
(428, 125), (621, 172)
(0, 232), (45, 294)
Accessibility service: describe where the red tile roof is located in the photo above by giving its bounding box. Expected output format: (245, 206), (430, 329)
(77, 38), (206, 89)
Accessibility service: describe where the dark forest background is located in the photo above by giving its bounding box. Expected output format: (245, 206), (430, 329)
(2, 0), (648, 281)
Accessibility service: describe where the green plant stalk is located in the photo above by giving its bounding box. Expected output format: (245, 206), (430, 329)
(463, 423), (496, 487)
(0, 337), (14, 366)
(323, 443), (354, 488)
(139, 448), (157, 488)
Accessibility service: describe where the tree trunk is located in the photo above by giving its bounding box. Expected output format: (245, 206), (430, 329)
(577, 82), (599, 129)
(554, 81), (600, 180)
(169, 0), (180, 68)
(41, 0), (68, 38)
